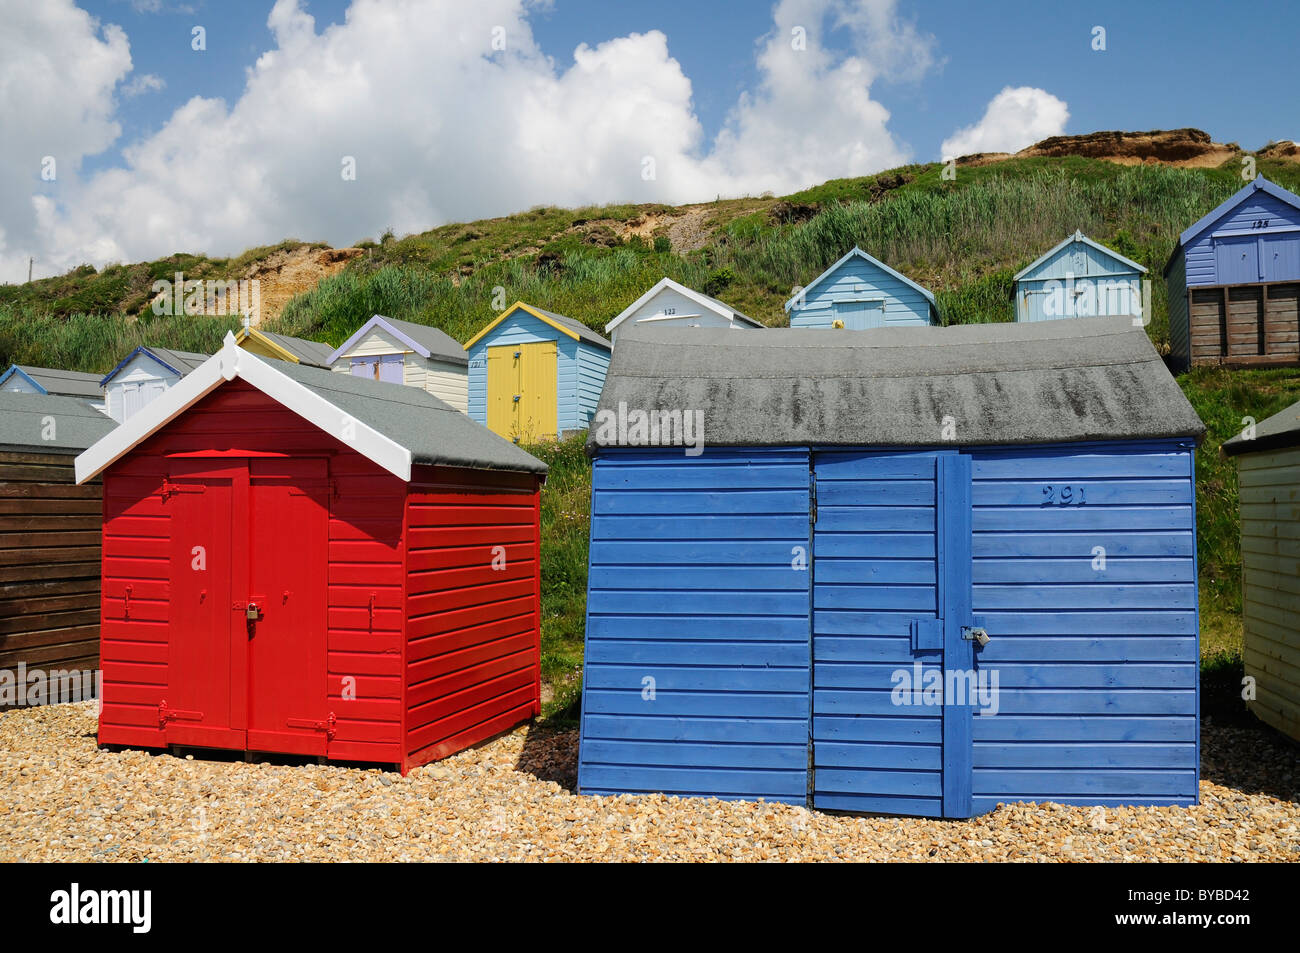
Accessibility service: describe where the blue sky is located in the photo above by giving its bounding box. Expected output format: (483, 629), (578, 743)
(82, 0), (1299, 178)
(3, 0), (1297, 281)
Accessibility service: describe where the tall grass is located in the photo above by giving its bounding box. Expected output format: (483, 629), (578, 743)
(0, 307), (240, 373)
(520, 433), (593, 723)
(739, 166), (1238, 292)
(277, 248), (719, 345)
(270, 163), (1248, 350)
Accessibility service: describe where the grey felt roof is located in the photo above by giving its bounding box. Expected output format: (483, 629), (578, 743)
(382, 316), (470, 365)
(13, 365), (104, 398)
(274, 360), (547, 474)
(148, 347), (210, 373)
(528, 305), (612, 351)
(1222, 398), (1300, 456)
(256, 330), (336, 368)
(588, 317), (1204, 452)
(0, 390), (116, 453)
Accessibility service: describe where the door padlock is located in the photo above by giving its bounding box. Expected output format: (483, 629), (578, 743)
(962, 626), (990, 647)
(246, 602), (262, 622)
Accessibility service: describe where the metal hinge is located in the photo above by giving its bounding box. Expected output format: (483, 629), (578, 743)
(286, 712), (337, 740)
(160, 480), (204, 502)
(158, 700), (204, 727)
(809, 476), (818, 526)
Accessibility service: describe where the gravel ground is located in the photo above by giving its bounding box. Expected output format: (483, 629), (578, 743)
(1, 701), (1297, 862)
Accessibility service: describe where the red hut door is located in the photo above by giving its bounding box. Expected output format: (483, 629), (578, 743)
(164, 458), (330, 755)
(245, 458), (330, 755)
(165, 461), (243, 749)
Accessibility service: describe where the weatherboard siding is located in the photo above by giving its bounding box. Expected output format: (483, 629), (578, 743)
(1016, 276), (1143, 323)
(790, 256), (933, 328)
(1238, 445), (1300, 740)
(1167, 249), (1190, 369)
(577, 447), (812, 804)
(1184, 190), (1300, 288)
(0, 450), (103, 706)
(404, 356), (469, 414)
(403, 466), (541, 766)
(967, 440), (1199, 811)
(576, 343), (611, 430)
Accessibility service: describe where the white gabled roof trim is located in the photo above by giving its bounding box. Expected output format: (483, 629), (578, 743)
(75, 332), (413, 484)
(606, 277), (757, 334)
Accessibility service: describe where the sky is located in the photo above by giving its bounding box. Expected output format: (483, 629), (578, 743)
(1, 0), (1297, 284)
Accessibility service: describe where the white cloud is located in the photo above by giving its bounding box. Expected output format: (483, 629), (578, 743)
(121, 73), (165, 97)
(940, 86), (1069, 159)
(0, 0), (940, 283)
(700, 0), (936, 195)
(0, 0), (131, 280)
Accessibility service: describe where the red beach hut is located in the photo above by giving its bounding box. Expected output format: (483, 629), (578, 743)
(75, 332), (547, 772)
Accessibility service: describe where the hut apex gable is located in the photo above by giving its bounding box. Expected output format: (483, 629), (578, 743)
(465, 301), (611, 351)
(1013, 230), (1148, 281)
(606, 277), (763, 334)
(77, 332), (412, 484)
(783, 246), (937, 313)
(1177, 176), (1300, 248)
(0, 365), (45, 394)
(98, 346), (207, 387)
(234, 326), (335, 367)
(326, 314), (468, 366)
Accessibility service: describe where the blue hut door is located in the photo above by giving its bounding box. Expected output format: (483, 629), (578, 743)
(836, 300), (884, 330)
(811, 450), (982, 818)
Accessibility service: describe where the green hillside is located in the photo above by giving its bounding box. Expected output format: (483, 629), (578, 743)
(5, 153), (1300, 718)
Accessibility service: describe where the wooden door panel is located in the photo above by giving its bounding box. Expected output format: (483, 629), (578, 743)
(245, 458), (330, 755)
(164, 463), (242, 748)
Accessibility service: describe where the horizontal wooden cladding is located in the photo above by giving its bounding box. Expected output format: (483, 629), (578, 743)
(0, 455), (98, 486)
(406, 675), (535, 753)
(967, 442), (1199, 796)
(1242, 586), (1300, 740)
(580, 449), (811, 803)
(402, 468), (541, 767)
(326, 451), (403, 661)
(408, 613), (533, 666)
(972, 768), (1197, 798)
(1246, 683), (1300, 741)
(0, 639), (99, 671)
(0, 451), (105, 688)
(1189, 282), (1300, 365)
